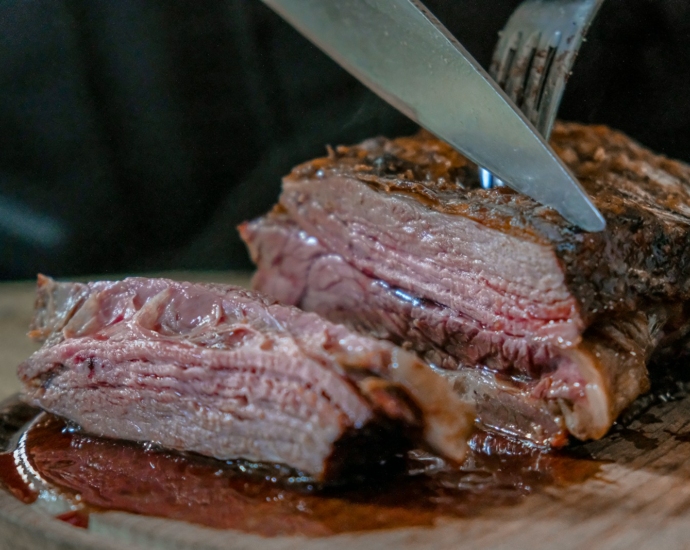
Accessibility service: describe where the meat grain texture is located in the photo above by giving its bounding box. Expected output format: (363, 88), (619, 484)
(18, 276), (474, 481)
(241, 122), (690, 447)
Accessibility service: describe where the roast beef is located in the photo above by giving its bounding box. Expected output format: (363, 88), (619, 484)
(240, 122), (690, 447)
(17, 276), (474, 481)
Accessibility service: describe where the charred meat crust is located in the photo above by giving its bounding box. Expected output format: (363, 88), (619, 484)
(241, 122), (690, 447)
(287, 124), (690, 325)
(321, 417), (417, 483)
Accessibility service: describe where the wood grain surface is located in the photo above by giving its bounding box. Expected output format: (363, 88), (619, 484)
(2, 272), (690, 550)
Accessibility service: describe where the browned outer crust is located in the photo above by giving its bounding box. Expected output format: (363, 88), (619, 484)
(286, 123), (690, 328)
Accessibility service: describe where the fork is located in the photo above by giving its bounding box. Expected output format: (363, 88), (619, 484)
(480, 0), (606, 189)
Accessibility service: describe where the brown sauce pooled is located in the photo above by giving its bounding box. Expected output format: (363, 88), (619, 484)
(0, 453), (37, 504)
(55, 510), (89, 529)
(0, 414), (605, 537)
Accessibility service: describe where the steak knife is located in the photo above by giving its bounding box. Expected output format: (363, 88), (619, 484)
(260, 0), (606, 232)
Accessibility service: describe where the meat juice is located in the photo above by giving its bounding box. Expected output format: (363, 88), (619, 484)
(0, 412), (604, 537)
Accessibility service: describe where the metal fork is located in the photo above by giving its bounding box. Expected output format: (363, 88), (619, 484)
(480, 0), (605, 189)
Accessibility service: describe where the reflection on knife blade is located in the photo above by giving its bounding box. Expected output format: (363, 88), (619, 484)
(260, 0), (605, 232)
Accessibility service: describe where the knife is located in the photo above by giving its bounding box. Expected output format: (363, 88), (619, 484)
(260, 0), (606, 232)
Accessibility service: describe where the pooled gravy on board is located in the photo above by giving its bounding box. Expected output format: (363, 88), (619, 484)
(0, 413), (605, 537)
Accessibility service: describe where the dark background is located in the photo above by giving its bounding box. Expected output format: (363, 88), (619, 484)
(1, 0), (689, 279)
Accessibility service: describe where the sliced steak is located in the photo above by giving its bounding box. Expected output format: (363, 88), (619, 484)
(240, 122), (690, 447)
(18, 276), (474, 481)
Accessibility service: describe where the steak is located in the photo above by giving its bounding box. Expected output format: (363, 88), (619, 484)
(17, 276), (474, 481)
(240, 122), (690, 447)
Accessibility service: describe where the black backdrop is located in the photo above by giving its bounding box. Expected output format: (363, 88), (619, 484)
(1, 0), (689, 279)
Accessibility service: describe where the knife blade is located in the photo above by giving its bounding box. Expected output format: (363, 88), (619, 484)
(260, 0), (606, 232)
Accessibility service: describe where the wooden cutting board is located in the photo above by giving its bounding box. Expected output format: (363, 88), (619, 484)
(2, 272), (690, 550)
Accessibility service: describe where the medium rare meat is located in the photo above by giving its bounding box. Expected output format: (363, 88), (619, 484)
(18, 276), (474, 481)
(240, 122), (690, 447)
